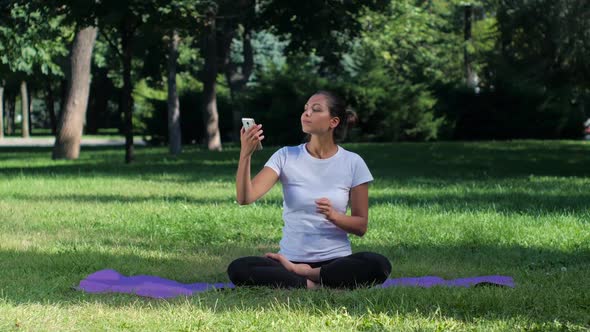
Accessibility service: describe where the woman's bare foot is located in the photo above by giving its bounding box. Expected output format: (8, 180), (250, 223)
(265, 253), (312, 276)
(267, 253), (320, 289)
(306, 279), (320, 289)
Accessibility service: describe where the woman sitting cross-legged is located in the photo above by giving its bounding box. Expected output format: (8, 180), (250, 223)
(228, 91), (391, 289)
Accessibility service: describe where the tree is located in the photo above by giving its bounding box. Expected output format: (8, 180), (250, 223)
(337, 0), (462, 141)
(0, 80), (4, 139)
(219, 0), (255, 143)
(5, 90), (15, 135)
(119, 13), (137, 163)
(462, 4), (477, 88)
(155, 0), (206, 155)
(257, 0), (389, 72)
(53, 26), (98, 159)
(195, 0), (387, 149)
(488, 0), (590, 137)
(201, 5), (222, 151)
(194, 0), (242, 151)
(44, 79), (58, 135)
(94, 0), (205, 161)
(0, 2), (67, 137)
(167, 29), (182, 155)
(20, 80), (29, 137)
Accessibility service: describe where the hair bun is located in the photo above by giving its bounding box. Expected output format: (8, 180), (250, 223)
(346, 109), (358, 128)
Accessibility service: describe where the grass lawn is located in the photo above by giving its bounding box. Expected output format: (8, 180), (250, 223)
(0, 141), (589, 331)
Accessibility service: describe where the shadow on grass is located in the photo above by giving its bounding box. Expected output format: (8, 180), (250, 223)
(5, 184), (589, 216)
(370, 190), (590, 216)
(1, 142), (590, 182)
(1, 243), (588, 326)
(0, 146), (245, 183)
(354, 141), (590, 179)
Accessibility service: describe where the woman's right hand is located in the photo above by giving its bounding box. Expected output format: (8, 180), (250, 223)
(265, 253), (312, 276)
(240, 124), (264, 157)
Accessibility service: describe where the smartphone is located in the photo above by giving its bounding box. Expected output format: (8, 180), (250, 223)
(242, 118), (263, 150)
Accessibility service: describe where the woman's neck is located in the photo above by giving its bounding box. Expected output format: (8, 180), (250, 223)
(306, 135), (338, 159)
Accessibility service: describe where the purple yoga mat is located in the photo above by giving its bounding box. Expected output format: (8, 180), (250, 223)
(77, 269), (514, 299)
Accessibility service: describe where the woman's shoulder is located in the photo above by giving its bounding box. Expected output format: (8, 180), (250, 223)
(337, 146), (364, 162)
(269, 144), (305, 160)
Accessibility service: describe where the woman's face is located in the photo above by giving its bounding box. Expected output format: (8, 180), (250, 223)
(301, 94), (339, 135)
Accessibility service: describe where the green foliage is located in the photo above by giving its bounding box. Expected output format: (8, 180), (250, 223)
(336, 1), (460, 141)
(0, 2), (69, 76)
(234, 30), (288, 82)
(257, 0), (389, 71)
(135, 73), (234, 144)
(2, 0), (589, 143)
(436, 0), (590, 140)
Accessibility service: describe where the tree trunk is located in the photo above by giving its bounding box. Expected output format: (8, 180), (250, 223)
(87, 67), (111, 134)
(167, 30), (182, 155)
(121, 17), (135, 163)
(20, 81), (29, 138)
(7, 94), (14, 135)
(463, 5), (477, 89)
(59, 78), (67, 121)
(52, 26), (98, 160)
(45, 80), (57, 135)
(0, 83), (4, 139)
(221, 0), (255, 142)
(202, 9), (222, 151)
(224, 23), (254, 142)
(28, 87), (33, 136)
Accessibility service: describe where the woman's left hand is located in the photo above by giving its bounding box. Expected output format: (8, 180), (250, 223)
(315, 198), (337, 221)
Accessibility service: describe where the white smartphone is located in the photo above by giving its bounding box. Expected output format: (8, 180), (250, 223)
(241, 117), (263, 150)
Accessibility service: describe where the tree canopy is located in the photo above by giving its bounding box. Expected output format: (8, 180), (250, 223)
(0, 0), (588, 155)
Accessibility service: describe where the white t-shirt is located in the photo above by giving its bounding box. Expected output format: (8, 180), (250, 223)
(264, 143), (374, 262)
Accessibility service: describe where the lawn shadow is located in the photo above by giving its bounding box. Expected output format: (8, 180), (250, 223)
(1, 243), (588, 327)
(1, 142), (590, 182)
(0, 146), (253, 183)
(370, 185), (590, 216)
(5, 181), (587, 217)
(356, 141), (590, 180)
(3, 192), (284, 207)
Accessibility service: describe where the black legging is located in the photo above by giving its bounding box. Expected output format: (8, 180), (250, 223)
(227, 252), (392, 289)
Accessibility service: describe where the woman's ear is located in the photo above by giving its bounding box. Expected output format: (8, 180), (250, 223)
(330, 117), (340, 129)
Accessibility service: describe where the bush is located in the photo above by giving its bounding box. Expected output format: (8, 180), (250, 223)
(435, 82), (587, 140)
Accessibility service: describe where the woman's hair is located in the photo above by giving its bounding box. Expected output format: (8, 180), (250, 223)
(314, 90), (358, 142)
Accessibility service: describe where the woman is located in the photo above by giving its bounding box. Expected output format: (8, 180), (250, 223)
(228, 91), (391, 289)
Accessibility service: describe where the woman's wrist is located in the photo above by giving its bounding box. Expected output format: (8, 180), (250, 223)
(326, 211), (342, 223)
(239, 152), (252, 161)
(326, 213), (366, 236)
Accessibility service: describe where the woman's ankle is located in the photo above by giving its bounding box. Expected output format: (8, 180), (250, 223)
(306, 279), (319, 289)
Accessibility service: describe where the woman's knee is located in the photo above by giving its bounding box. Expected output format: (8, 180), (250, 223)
(355, 252), (392, 280)
(227, 256), (255, 283)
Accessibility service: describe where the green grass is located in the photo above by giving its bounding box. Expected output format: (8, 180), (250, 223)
(0, 141), (589, 331)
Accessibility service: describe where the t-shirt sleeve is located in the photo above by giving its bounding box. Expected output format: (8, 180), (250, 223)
(264, 147), (286, 176)
(351, 155), (374, 187)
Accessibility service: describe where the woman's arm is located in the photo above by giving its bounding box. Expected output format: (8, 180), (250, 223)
(236, 162), (278, 205)
(315, 183), (369, 236)
(236, 125), (279, 205)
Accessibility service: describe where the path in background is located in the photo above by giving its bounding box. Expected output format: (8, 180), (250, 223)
(0, 137), (147, 147)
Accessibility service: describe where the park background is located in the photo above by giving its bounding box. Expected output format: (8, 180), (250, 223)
(1, 1), (589, 331)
